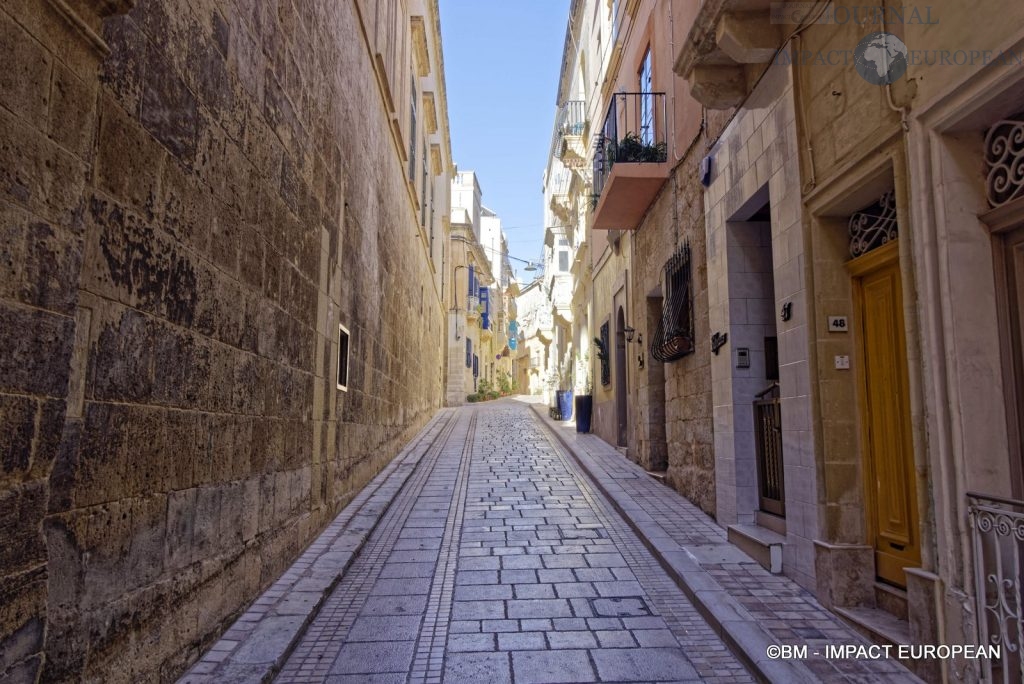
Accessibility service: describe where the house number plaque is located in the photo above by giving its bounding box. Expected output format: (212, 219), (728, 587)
(828, 316), (849, 332)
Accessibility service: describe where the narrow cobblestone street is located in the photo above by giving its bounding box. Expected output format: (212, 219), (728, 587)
(183, 399), (922, 684)
(5, 1), (1020, 681)
(276, 401), (749, 683)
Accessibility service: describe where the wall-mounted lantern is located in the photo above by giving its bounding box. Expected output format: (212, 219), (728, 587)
(624, 325), (636, 343)
(711, 331), (728, 355)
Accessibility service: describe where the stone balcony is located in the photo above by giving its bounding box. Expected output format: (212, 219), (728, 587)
(551, 100), (589, 169)
(591, 160), (670, 230)
(673, 0), (784, 109)
(591, 92), (669, 230)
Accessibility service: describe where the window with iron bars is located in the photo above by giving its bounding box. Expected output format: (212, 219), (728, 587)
(599, 322), (611, 386)
(650, 242), (695, 362)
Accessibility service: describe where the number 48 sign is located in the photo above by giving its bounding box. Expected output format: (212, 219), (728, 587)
(828, 316), (849, 332)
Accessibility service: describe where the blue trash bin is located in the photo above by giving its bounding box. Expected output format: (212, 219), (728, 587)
(557, 390), (574, 421)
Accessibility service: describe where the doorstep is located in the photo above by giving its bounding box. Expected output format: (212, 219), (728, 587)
(728, 523), (786, 574)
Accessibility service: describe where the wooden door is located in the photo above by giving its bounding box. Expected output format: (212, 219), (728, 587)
(850, 240), (921, 588)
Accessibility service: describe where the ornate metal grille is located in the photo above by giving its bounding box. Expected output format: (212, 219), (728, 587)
(754, 383), (785, 517)
(969, 493), (1024, 683)
(599, 322), (611, 386)
(849, 190), (898, 258)
(985, 115), (1024, 208)
(651, 242), (695, 363)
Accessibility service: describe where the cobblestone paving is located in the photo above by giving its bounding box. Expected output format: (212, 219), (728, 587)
(276, 402), (752, 683)
(545, 412), (919, 683)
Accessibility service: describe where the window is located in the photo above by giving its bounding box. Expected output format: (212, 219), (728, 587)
(480, 287), (490, 329)
(409, 81), (417, 180)
(765, 336), (779, 381)
(337, 324), (351, 391)
(651, 242), (695, 362)
(558, 250), (570, 272)
(639, 47), (653, 146)
(466, 338), (472, 369)
(599, 322), (611, 386)
(421, 140), (428, 226)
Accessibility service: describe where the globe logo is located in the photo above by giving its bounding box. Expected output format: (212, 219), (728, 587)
(854, 32), (909, 85)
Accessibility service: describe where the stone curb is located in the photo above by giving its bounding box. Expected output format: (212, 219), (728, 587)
(531, 404), (819, 684)
(178, 409), (456, 684)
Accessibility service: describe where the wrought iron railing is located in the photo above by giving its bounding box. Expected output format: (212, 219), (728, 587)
(591, 92), (667, 201)
(969, 492), (1024, 683)
(599, 322), (611, 386)
(651, 243), (694, 363)
(754, 383), (785, 517)
(551, 100), (587, 161)
(549, 168), (572, 198)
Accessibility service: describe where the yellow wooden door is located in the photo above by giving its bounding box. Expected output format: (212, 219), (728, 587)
(850, 241), (920, 588)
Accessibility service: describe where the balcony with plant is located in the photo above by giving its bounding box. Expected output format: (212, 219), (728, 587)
(591, 91), (670, 230)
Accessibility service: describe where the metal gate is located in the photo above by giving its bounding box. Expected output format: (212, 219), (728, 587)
(754, 383), (785, 517)
(969, 492), (1024, 683)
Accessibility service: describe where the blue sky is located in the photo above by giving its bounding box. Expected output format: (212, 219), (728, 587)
(438, 0), (570, 281)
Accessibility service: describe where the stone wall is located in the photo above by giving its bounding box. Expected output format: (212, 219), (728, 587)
(627, 138), (719, 517)
(0, 0), (445, 681)
(589, 239), (630, 447)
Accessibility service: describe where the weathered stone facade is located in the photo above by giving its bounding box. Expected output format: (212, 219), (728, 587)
(0, 0), (449, 680)
(674, 1), (1024, 680)
(628, 159), (717, 516)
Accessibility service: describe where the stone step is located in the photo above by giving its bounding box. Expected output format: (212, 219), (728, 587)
(645, 470), (667, 485)
(834, 605), (912, 647)
(727, 523), (785, 574)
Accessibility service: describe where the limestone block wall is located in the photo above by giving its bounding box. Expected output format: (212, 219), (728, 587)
(0, 0), (445, 681)
(590, 241), (630, 447)
(705, 63), (819, 589)
(628, 149), (717, 517)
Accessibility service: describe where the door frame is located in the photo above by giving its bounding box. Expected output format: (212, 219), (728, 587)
(847, 239), (921, 587)
(615, 305), (628, 447)
(982, 198), (1024, 497)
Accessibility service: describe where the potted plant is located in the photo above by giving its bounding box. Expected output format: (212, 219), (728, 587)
(615, 132), (668, 163)
(547, 370), (561, 419)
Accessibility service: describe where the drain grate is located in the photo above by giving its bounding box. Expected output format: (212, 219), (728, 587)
(590, 596), (652, 618)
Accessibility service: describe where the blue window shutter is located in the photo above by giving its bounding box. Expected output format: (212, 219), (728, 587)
(479, 287), (490, 329)
(466, 338), (471, 368)
(473, 354), (479, 377)
(468, 265), (475, 307)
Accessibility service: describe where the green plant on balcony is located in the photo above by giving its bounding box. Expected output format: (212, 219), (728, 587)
(615, 132), (667, 163)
